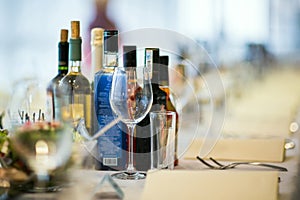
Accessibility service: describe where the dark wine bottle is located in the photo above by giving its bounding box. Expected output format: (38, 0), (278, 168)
(135, 48), (167, 171)
(159, 55), (179, 166)
(47, 29), (69, 121)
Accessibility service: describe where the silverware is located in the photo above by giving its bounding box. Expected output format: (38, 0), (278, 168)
(196, 156), (288, 171)
(285, 138), (295, 150)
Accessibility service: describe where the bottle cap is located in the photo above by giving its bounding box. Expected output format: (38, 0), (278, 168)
(91, 28), (104, 46)
(70, 21), (82, 61)
(60, 29), (68, 42)
(160, 55), (168, 66)
(123, 46), (137, 67)
(159, 56), (169, 86)
(58, 29), (69, 66)
(71, 21), (80, 39)
(104, 30), (118, 52)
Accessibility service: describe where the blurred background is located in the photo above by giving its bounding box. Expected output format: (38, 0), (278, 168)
(1, 0), (300, 131)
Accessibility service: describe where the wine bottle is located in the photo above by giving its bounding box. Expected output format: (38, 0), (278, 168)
(94, 30), (127, 170)
(159, 55), (179, 166)
(47, 29), (69, 121)
(59, 21), (92, 135)
(135, 48), (167, 171)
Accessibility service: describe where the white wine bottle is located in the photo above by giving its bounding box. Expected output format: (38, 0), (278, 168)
(59, 21), (92, 136)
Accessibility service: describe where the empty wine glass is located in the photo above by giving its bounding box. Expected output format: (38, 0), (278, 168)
(7, 78), (73, 192)
(110, 67), (153, 180)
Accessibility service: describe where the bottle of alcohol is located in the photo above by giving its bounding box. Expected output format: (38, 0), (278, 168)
(90, 28), (104, 136)
(91, 28), (104, 78)
(47, 29), (69, 121)
(135, 48), (167, 171)
(159, 55), (179, 166)
(59, 21), (92, 135)
(94, 30), (127, 170)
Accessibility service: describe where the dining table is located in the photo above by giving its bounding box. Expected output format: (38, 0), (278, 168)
(11, 142), (299, 200)
(3, 66), (300, 200)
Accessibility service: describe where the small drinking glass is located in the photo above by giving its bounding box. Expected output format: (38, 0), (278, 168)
(150, 111), (176, 170)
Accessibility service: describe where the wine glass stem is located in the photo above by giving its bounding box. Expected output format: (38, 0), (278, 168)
(126, 123), (136, 173)
(36, 169), (49, 189)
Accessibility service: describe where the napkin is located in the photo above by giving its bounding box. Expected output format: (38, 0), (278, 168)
(142, 170), (278, 200)
(184, 137), (285, 162)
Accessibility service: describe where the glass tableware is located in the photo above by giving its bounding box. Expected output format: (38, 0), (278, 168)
(7, 78), (73, 192)
(109, 67), (153, 180)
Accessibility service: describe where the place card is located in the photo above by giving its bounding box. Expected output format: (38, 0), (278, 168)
(142, 170), (279, 200)
(184, 137), (285, 162)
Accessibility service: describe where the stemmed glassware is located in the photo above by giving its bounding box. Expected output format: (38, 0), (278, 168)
(110, 66), (153, 180)
(7, 78), (73, 192)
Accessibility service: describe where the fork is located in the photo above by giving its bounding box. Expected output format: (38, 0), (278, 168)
(196, 156), (288, 171)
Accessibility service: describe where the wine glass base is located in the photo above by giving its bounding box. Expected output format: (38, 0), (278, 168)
(12, 182), (63, 193)
(27, 185), (62, 193)
(111, 171), (146, 180)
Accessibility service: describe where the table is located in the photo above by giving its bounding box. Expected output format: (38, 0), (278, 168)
(13, 139), (299, 200)
(11, 67), (300, 199)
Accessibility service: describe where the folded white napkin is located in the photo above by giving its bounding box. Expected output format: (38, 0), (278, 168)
(184, 137), (285, 162)
(142, 170), (278, 200)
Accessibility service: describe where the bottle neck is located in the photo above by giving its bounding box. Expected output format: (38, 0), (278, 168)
(103, 51), (118, 69)
(70, 38), (82, 61)
(159, 66), (169, 86)
(152, 67), (160, 85)
(70, 61), (82, 73)
(58, 41), (69, 75)
(69, 38), (82, 73)
(91, 44), (103, 74)
(58, 65), (68, 75)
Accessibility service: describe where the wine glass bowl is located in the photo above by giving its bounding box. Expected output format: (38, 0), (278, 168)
(7, 78), (73, 192)
(110, 67), (153, 180)
(110, 67), (152, 124)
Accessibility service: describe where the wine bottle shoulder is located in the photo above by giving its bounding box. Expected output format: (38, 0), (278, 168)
(60, 73), (91, 93)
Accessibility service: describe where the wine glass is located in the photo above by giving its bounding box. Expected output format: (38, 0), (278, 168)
(7, 78), (73, 192)
(110, 66), (153, 180)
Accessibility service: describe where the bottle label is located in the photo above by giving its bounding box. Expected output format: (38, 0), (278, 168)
(145, 50), (153, 79)
(103, 158), (118, 166)
(66, 94), (92, 129)
(94, 71), (127, 169)
(70, 103), (84, 121)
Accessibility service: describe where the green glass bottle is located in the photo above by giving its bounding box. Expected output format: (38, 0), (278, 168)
(47, 29), (69, 121)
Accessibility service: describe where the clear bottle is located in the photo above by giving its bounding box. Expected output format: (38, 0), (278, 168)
(159, 55), (179, 166)
(90, 28), (104, 135)
(59, 21), (92, 135)
(47, 29), (69, 121)
(94, 30), (127, 170)
(135, 48), (167, 171)
(91, 28), (104, 78)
